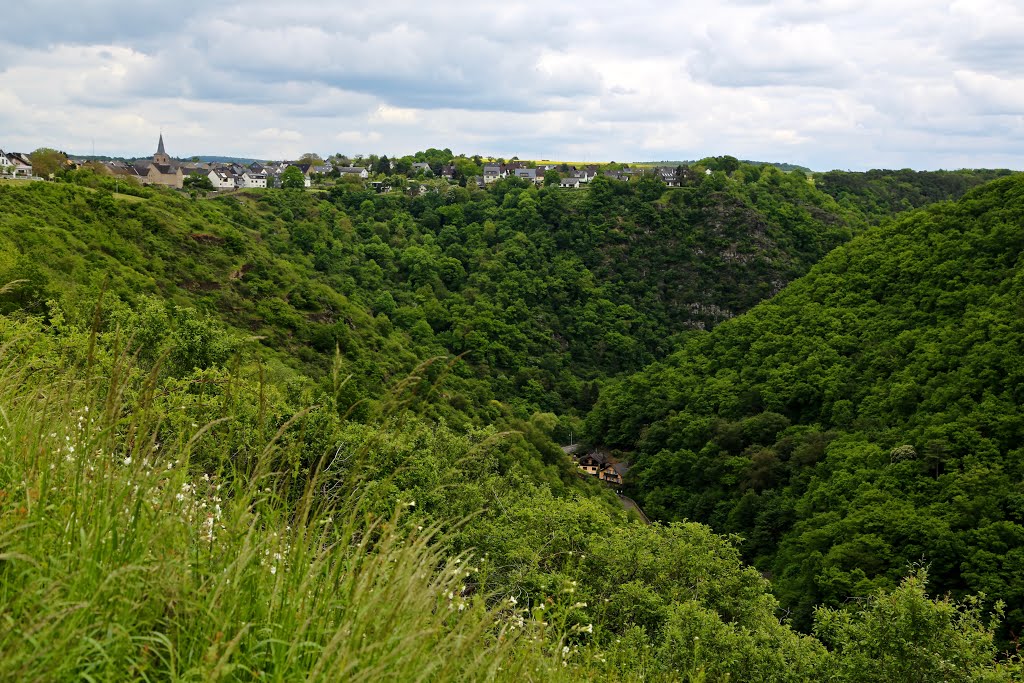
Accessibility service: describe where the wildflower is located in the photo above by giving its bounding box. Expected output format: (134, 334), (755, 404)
(406, 500), (416, 507)
(270, 565), (277, 575)
(508, 595), (517, 606)
(123, 456), (132, 465)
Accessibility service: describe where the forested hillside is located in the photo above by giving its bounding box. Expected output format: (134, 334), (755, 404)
(816, 168), (1014, 223)
(1, 166), (1021, 679)
(0, 161), (857, 424)
(588, 173), (1024, 641)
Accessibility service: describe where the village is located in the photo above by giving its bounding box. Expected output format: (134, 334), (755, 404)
(2, 134), (710, 192)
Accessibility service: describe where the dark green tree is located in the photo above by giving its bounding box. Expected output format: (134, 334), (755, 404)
(281, 166), (306, 190)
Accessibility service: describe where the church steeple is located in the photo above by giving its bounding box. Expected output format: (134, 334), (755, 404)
(153, 133), (169, 165)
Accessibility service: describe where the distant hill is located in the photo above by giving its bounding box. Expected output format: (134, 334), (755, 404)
(643, 159), (814, 173)
(192, 155), (262, 164)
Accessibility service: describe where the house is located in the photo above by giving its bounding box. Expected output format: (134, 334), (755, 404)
(337, 166), (369, 179)
(573, 450), (630, 486)
(239, 171), (267, 189)
(1, 151), (33, 177)
(105, 160), (146, 182)
(514, 167), (541, 184)
(410, 162), (431, 174)
(559, 176), (581, 189)
(599, 462), (629, 486)
(576, 451), (608, 475)
(208, 168), (237, 190)
(656, 167), (681, 187)
(440, 164), (457, 180)
(483, 164), (505, 183)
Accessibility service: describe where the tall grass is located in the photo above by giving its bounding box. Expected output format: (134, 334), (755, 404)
(0, 328), (573, 681)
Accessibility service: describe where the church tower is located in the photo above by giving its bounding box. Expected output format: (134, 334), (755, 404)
(153, 134), (170, 165)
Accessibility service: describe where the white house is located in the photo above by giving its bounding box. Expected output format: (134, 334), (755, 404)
(208, 168), (236, 190)
(2, 151), (33, 177)
(483, 164), (505, 183)
(559, 176), (581, 189)
(239, 171), (267, 189)
(338, 166), (369, 179)
(514, 167), (542, 184)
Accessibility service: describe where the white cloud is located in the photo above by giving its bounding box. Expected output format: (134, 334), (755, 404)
(0, 1), (1020, 169)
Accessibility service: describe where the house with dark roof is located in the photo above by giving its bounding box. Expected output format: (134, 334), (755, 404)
(483, 164), (506, 183)
(1, 150), (33, 177)
(208, 168), (237, 190)
(513, 167), (541, 184)
(337, 166), (368, 179)
(573, 450), (630, 486)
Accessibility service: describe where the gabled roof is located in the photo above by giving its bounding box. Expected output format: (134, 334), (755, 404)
(609, 462), (630, 476)
(576, 450), (608, 465)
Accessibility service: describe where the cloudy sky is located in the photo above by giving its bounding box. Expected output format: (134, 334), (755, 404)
(1, 0), (1022, 170)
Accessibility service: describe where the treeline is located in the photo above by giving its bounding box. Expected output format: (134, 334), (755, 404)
(588, 174), (1024, 646)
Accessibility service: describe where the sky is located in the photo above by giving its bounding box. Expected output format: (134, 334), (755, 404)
(1, 0), (1022, 170)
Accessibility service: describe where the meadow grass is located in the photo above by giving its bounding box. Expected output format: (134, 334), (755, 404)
(0, 330), (579, 681)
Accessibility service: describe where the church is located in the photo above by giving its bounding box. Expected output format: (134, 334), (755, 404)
(133, 134), (184, 188)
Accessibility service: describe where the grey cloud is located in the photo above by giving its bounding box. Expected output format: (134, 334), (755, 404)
(1, 1), (204, 48)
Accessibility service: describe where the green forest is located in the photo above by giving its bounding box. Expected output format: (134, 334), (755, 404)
(1, 161), (1021, 680)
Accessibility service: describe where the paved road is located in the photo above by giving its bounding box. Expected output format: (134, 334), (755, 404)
(617, 494), (651, 524)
